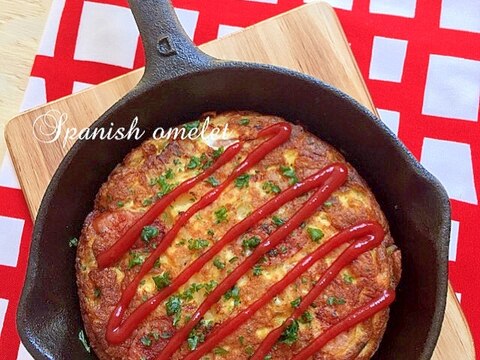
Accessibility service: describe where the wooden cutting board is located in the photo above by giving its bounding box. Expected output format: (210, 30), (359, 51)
(5, 3), (475, 358)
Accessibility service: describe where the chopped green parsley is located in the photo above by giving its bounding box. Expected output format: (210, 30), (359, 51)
(184, 120), (200, 131)
(343, 273), (354, 284)
(212, 146), (224, 159)
(187, 156), (201, 169)
(140, 335), (152, 347)
(152, 272), (171, 290)
(235, 173), (251, 188)
(299, 311), (314, 324)
(262, 181), (281, 194)
(290, 297), (301, 308)
(253, 264), (263, 276)
(205, 176), (220, 187)
(141, 225), (159, 243)
(69, 237), (79, 248)
(213, 257), (225, 270)
(188, 238), (210, 251)
(279, 319), (299, 345)
(326, 296), (346, 306)
(239, 118), (250, 126)
(128, 252), (145, 269)
(214, 206), (228, 223)
(187, 330), (205, 350)
(280, 165), (299, 184)
(272, 215), (285, 227)
(213, 347), (229, 355)
(242, 235), (261, 250)
(78, 330), (91, 353)
(224, 285), (241, 307)
(307, 227), (324, 243)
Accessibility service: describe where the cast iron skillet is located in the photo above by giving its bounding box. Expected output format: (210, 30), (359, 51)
(17, 0), (450, 359)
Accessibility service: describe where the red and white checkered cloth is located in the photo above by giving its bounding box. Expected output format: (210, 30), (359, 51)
(0, 0), (479, 358)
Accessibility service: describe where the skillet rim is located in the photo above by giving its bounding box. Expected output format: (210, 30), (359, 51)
(17, 61), (451, 360)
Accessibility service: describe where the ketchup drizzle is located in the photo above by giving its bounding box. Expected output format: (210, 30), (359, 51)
(156, 164), (348, 359)
(105, 123), (292, 344)
(107, 164), (346, 344)
(292, 290), (395, 360)
(94, 121), (397, 359)
(96, 142), (242, 269)
(185, 222), (386, 360)
(250, 222), (386, 360)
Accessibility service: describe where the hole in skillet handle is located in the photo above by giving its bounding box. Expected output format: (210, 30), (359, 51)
(157, 36), (177, 57)
(129, 0), (218, 86)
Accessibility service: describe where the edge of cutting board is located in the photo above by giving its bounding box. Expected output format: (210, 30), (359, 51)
(5, 2), (475, 358)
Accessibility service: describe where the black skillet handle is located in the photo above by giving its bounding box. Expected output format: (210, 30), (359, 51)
(128, 0), (216, 84)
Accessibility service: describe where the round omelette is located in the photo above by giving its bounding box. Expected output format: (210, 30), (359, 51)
(76, 111), (401, 360)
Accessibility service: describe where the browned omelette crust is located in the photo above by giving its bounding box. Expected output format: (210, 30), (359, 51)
(76, 111), (401, 360)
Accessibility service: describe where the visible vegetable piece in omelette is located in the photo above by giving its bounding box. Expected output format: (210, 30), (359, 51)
(76, 111), (401, 360)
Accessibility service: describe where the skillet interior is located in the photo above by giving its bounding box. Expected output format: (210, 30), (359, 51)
(18, 64), (450, 360)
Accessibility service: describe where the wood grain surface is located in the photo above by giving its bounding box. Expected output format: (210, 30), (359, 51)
(5, 3), (475, 358)
(0, 0), (52, 159)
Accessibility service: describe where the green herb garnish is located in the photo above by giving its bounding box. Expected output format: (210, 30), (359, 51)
(299, 311), (314, 324)
(140, 335), (152, 347)
(224, 285), (241, 307)
(239, 118), (250, 126)
(69, 237), (79, 248)
(253, 264), (263, 276)
(212, 146), (224, 159)
(213, 257), (225, 270)
(181, 283), (203, 300)
(213, 347), (229, 355)
(262, 181), (281, 194)
(204, 280), (218, 294)
(290, 297), (301, 308)
(156, 174), (177, 197)
(128, 252), (145, 269)
(78, 330), (91, 353)
(235, 173), (251, 188)
(272, 215), (284, 227)
(187, 330), (205, 350)
(93, 288), (101, 298)
(214, 206), (228, 223)
(279, 319), (299, 345)
(205, 176), (220, 187)
(326, 296), (346, 306)
(152, 272), (171, 290)
(184, 120), (200, 131)
(165, 168), (174, 179)
(188, 238), (210, 250)
(166, 295), (182, 326)
(343, 273), (354, 284)
(141, 226), (159, 243)
(307, 227), (324, 243)
(142, 198), (153, 206)
(280, 165), (299, 184)
(187, 156), (201, 169)
(242, 235), (261, 250)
